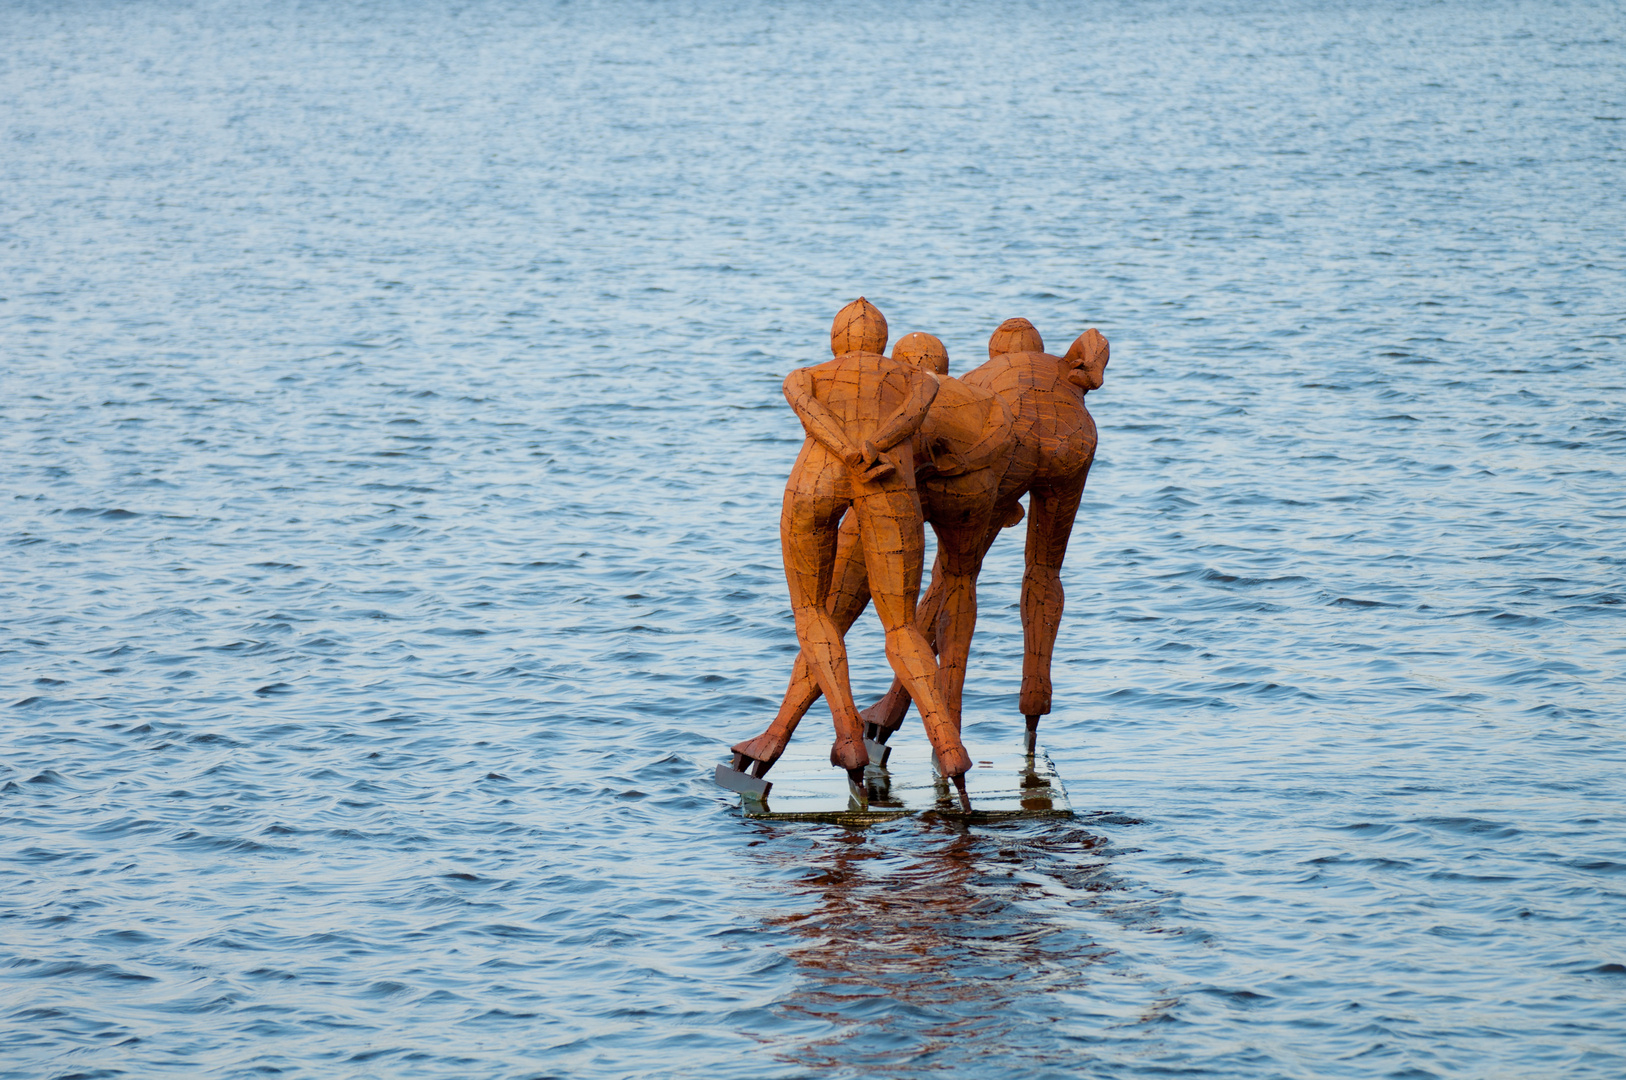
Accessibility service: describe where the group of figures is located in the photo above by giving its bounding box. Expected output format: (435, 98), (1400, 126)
(718, 298), (1110, 811)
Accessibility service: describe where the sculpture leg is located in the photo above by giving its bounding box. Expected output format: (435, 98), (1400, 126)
(1019, 473), (1088, 750)
(932, 529), (990, 735)
(925, 469), (999, 734)
(852, 488), (971, 787)
(779, 484), (870, 772)
(733, 511), (872, 775)
(858, 549), (943, 740)
(861, 497), (1012, 741)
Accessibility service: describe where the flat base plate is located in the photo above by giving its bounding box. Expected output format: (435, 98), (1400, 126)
(720, 738), (1072, 825)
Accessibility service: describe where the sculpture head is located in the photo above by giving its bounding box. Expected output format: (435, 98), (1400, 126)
(988, 317), (1043, 359)
(892, 332), (949, 376)
(831, 297), (888, 356)
(1062, 328), (1110, 391)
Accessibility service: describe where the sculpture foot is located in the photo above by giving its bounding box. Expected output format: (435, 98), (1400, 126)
(932, 743), (972, 778)
(847, 766), (869, 807)
(859, 707), (905, 746)
(1018, 676), (1051, 721)
(858, 686), (910, 744)
(1024, 714), (1040, 755)
(951, 773), (970, 813)
(829, 736), (870, 772)
(729, 734), (786, 779)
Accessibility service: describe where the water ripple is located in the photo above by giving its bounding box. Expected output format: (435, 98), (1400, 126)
(4, 0), (1626, 1077)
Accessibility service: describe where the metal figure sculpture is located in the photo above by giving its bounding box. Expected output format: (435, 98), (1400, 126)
(727, 331), (1021, 785)
(859, 318), (1110, 753)
(722, 299), (975, 808)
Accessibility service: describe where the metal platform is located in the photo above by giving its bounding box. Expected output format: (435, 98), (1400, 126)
(715, 738), (1073, 825)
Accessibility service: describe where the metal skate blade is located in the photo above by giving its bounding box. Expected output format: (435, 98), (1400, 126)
(715, 737), (1071, 824)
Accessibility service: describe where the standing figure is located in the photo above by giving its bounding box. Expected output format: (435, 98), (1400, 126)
(732, 331), (1019, 772)
(728, 299), (974, 805)
(860, 318), (1110, 753)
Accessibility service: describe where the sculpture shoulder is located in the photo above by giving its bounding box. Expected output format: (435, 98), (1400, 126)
(796, 351), (917, 417)
(803, 350), (912, 388)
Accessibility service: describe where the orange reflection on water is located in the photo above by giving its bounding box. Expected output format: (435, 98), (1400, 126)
(752, 819), (1129, 1072)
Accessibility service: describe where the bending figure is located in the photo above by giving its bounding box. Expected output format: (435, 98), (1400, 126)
(860, 318), (1110, 752)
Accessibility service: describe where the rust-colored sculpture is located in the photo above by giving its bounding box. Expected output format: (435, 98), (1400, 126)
(861, 318), (1110, 752)
(727, 331), (1019, 777)
(726, 299), (975, 808)
(717, 307), (1109, 813)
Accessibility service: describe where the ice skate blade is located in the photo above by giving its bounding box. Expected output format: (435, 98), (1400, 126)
(713, 763), (771, 800)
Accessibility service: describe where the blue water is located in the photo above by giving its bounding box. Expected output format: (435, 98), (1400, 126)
(4, 1), (1624, 1076)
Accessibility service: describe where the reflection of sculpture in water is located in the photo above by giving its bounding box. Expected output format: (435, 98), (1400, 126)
(752, 824), (1121, 1072)
(729, 299), (974, 805)
(860, 317), (1110, 753)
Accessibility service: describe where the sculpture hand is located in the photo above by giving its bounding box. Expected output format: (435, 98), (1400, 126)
(859, 459), (896, 483)
(930, 446), (971, 477)
(855, 440), (896, 483)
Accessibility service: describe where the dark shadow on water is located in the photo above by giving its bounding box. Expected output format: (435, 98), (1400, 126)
(748, 817), (1156, 1073)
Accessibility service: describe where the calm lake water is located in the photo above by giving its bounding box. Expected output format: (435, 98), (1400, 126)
(3, 1), (1624, 1077)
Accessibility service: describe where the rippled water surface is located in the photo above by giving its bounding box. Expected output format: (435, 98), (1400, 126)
(4, 1), (1625, 1076)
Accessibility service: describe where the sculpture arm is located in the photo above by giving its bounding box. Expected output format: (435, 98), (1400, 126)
(783, 367), (865, 470)
(868, 371), (939, 454)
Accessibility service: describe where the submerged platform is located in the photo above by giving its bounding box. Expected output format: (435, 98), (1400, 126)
(715, 738), (1073, 825)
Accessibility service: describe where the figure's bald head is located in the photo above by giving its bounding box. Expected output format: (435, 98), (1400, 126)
(988, 317), (1043, 359)
(831, 297), (888, 356)
(892, 332), (949, 376)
